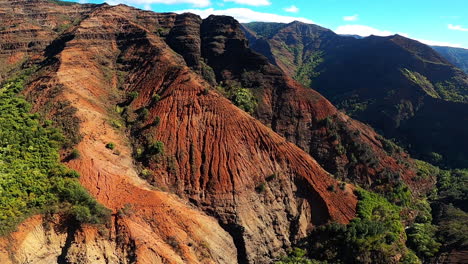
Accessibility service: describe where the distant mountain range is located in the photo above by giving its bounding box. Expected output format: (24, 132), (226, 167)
(340, 36), (468, 74)
(244, 21), (468, 168)
(432, 46), (468, 74)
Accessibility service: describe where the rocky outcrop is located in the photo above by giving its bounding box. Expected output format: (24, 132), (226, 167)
(0, 0), (97, 81)
(166, 13), (203, 71)
(0, 210), (235, 264)
(0, 215), (133, 264)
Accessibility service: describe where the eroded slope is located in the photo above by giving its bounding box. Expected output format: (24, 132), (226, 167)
(1, 3), (357, 263)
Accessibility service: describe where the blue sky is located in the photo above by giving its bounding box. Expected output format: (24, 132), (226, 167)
(71, 0), (468, 48)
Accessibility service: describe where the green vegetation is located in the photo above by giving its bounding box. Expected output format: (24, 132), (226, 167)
(434, 79), (468, 103)
(0, 73), (110, 235)
(128, 91), (139, 102)
(337, 96), (372, 117)
(276, 248), (325, 264)
(200, 61), (217, 85)
(155, 27), (170, 37)
(69, 148), (80, 160)
(401, 69), (439, 98)
(152, 94), (161, 104)
(410, 160), (468, 256)
(229, 86), (257, 114)
(243, 22), (287, 38)
(384, 182), (411, 207)
(38, 87), (83, 149)
(434, 205), (468, 250)
(110, 119), (124, 129)
(54, 23), (72, 33)
(406, 223), (440, 259)
(299, 189), (413, 264)
(433, 46), (468, 74)
(218, 82), (258, 114)
(47, 0), (77, 6)
(147, 141), (164, 156)
(426, 152), (443, 164)
(138, 107), (150, 121)
(294, 51), (324, 87)
(255, 182), (266, 193)
(437, 168), (467, 210)
(105, 142), (115, 150)
(377, 135), (403, 156)
(414, 159), (467, 209)
(402, 68), (468, 103)
(414, 159), (439, 180)
(266, 173), (277, 182)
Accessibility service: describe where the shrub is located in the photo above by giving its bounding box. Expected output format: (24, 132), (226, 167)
(256, 183), (266, 193)
(406, 223), (440, 259)
(152, 94), (161, 103)
(140, 169), (153, 180)
(335, 144), (346, 155)
(110, 119), (124, 129)
(339, 182), (346, 190)
(118, 203), (134, 216)
(200, 61), (217, 85)
(105, 142), (115, 150)
(228, 86), (257, 114)
(148, 141), (164, 155)
(128, 91), (139, 102)
(152, 116), (161, 127)
(378, 136), (402, 156)
(427, 152), (443, 164)
(69, 149), (80, 159)
(276, 248), (319, 264)
(138, 108), (149, 121)
(266, 173), (277, 181)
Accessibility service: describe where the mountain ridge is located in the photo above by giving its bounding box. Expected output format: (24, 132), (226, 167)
(0, 1), (461, 263)
(432, 45), (468, 74)
(243, 20), (468, 168)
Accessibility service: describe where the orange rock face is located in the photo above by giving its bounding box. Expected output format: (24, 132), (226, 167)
(197, 15), (432, 196)
(0, 1), (369, 263)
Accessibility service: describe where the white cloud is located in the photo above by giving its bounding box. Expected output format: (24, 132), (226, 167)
(335, 24), (463, 48)
(175, 8), (314, 23)
(448, 24), (468, 32)
(343, 14), (358, 21)
(223, 0), (271, 6)
(106, 0), (211, 8)
(284, 5), (299, 13)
